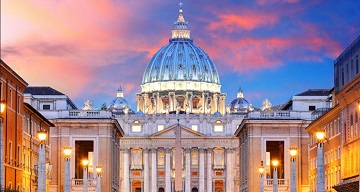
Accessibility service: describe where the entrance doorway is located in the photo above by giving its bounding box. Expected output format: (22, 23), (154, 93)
(132, 180), (141, 192)
(192, 187), (199, 192)
(214, 180), (224, 192)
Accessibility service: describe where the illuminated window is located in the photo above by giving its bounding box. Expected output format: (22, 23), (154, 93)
(214, 120), (223, 132)
(192, 97), (199, 109)
(132, 120), (142, 132)
(191, 125), (198, 132)
(162, 97), (169, 110)
(158, 151), (164, 166)
(191, 150), (198, 166)
(158, 125), (164, 131)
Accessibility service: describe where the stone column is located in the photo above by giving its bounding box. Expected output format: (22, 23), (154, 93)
(185, 148), (191, 192)
(199, 148), (205, 192)
(38, 143), (46, 192)
(169, 92), (174, 111)
(316, 142), (325, 192)
(151, 148), (157, 192)
(226, 148), (233, 192)
(144, 148), (150, 192)
(206, 148), (212, 192)
(165, 148), (171, 192)
(123, 148), (130, 192)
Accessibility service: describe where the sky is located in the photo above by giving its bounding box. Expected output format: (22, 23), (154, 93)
(1, 0), (360, 110)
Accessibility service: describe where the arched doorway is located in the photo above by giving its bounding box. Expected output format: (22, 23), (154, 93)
(158, 187), (165, 192)
(132, 180), (141, 192)
(192, 187), (199, 192)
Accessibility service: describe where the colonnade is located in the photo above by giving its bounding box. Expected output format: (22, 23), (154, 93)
(122, 147), (235, 192)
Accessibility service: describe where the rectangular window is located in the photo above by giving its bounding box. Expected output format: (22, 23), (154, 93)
(9, 142), (12, 164)
(191, 125), (198, 132)
(214, 125), (223, 132)
(9, 89), (13, 109)
(191, 151), (198, 166)
(132, 125), (142, 132)
(341, 68), (344, 86)
(309, 106), (316, 111)
(17, 95), (20, 113)
(157, 124), (164, 131)
(42, 104), (50, 110)
(17, 146), (20, 166)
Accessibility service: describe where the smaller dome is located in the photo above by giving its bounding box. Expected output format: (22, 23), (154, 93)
(136, 110), (144, 115)
(228, 87), (250, 114)
(214, 111), (221, 115)
(108, 87), (133, 114)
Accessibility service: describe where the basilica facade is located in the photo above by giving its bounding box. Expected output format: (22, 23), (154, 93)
(6, 2), (336, 192)
(112, 5), (243, 192)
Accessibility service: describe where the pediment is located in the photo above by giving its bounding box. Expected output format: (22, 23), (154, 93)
(150, 124), (205, 138)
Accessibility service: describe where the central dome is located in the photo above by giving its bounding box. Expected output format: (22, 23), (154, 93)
(141, 3), (220, 93)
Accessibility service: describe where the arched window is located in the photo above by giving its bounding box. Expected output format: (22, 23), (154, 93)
(192, 97), (199, 109)
(158, 187), (165, 192)
(192, 187), (199, 192)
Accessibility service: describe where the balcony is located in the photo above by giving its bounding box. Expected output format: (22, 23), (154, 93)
(71, 179), (98, 191)
(264, 179), (289, 192)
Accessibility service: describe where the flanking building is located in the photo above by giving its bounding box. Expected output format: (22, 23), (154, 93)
(1, 60), (53, 191)
(235, 89), (331, 192)
(306, 35), (360, 192)
(24, 87), (124, 192)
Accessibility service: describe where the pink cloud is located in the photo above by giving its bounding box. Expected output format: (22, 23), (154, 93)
(1, 0), (168, 100)
(257, 0), (301, 5)
(208, 11), (279, 32)
(198, 22), (342, 74)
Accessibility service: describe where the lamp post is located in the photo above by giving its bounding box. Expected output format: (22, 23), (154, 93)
(259, 161), (265, 192)
(64, 147), (72, 192)
(37, 130), (47, 192)
(82, 159), (89, 192)
(316, 130), (325, 192)
(272, 160), (279, 192)
(96, 166), (102, 192)
(0, 101), (6, 189)
(290, 148), (297, 192)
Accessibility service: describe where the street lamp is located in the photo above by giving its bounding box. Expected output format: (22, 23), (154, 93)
(272, 160), (279, 192)
(316, 130), (325, 192)
(64, 147), (72, 192)
(96, 166), (102, 192)
(259, 161), (265, 192)
(290, 148), (297, 192)
(0, 101), (6, 189)
(82, 159), (89, 192)
(37, 130), (47, 192)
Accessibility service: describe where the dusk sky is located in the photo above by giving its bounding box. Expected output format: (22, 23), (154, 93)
(2, 0), (360, 110)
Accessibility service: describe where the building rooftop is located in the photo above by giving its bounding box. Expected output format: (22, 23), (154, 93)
(295, 89), (330, 97)
(24, 86), (65, 95)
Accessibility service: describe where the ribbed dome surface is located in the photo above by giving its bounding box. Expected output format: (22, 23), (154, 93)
(142, 40), (220, 85)
(141, 3), (220, 88)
